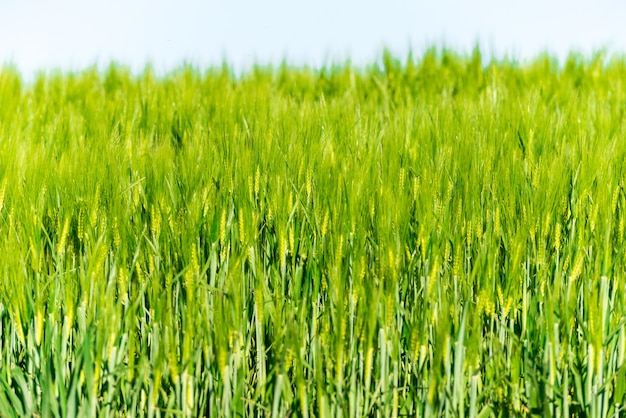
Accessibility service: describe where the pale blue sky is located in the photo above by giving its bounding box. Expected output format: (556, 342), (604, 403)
(0, 0), (624, 79)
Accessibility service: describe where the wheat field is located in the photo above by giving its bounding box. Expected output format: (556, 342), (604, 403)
(0, 50), (625, 416)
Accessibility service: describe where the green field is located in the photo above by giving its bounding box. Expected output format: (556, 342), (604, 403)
(0, 49), (625, 417)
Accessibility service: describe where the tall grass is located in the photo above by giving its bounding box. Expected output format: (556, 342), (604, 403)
(0, 49), (625, 416)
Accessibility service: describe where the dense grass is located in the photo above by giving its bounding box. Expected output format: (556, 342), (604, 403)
(0, 49), (626, 416)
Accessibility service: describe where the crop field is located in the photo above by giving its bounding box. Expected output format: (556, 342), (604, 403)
(0, 49), (625, 417)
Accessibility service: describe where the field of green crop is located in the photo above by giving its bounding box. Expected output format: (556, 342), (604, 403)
(0, 49), (625, 417)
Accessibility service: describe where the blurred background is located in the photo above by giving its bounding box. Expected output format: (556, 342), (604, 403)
(0, 0), (624, 80)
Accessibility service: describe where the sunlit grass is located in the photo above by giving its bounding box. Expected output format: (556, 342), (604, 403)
(0, 49), (625, 416)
